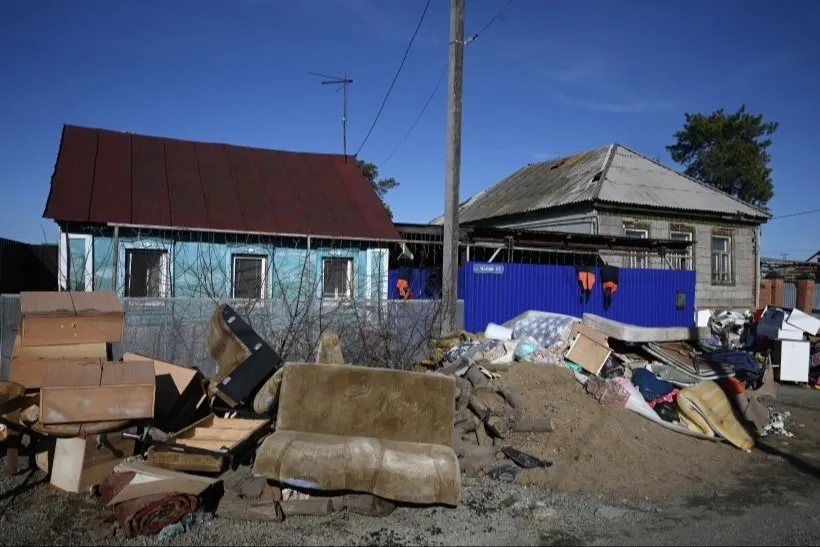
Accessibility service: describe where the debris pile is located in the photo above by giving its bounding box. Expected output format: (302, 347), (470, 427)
(432, 304), (814, 494)
(0, 291), (462, 540)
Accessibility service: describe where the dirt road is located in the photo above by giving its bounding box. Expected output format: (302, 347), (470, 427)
(2, 385), (820, 546)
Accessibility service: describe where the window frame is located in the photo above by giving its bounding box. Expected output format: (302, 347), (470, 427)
(63, 233), (93, 292)
(231, 254), (268, 300)
(711, 234), (734, 285)
(124, 248), (169, 298)
(623, 227), (649, 269)
(322, 257), (354, 299)
(668, 229), (694, 270)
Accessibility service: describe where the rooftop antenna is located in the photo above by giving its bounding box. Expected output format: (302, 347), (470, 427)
(308, 71), (354, 162)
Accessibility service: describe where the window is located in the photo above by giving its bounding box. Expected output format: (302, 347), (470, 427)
(232, 255), (267, 299)
(323, 257), (353, 298)
(669, 230), (693, 270)
(711, 235), (733, 284)
(66, 235), (92, 291)
(125, 249), (168, 297)
(624, 228), (648, 269)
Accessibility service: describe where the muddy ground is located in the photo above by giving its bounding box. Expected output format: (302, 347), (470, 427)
(2, 384), (820, 546)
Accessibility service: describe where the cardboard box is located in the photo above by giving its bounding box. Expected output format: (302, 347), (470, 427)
(19, 291), (125, 347)
(48, 430), (137, 493)
(122, 352), (210, 433)
(40, 361), (156, 424)
(9, 332), (110, 390)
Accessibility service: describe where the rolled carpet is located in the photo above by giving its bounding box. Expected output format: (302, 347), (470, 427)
(101, 471), (201, 537)
(113, 492), (200, 537)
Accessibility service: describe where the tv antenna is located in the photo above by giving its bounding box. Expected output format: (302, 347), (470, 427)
(308, 71), (354, 161)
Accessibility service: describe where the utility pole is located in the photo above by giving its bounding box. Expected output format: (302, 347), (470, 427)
(308, 71), (354, 161)
(441, 0), (465, 336)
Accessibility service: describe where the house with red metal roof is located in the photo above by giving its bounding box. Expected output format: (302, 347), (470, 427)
(42, 124), (402, 300)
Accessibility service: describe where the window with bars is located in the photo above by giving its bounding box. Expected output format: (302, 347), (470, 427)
(624, 227), (649, 269)
(668, 230), (693, 270)
(711, 235), (733, 284)
(323, 257), (353, 298)
(232, 255), (267, 299)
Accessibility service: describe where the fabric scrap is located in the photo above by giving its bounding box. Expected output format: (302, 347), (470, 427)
(585, 375), (630, 407)
(632, 368), (676, 401)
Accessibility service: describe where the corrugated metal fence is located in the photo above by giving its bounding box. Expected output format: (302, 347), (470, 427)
(459, 262), (696, 332)
(782, 281), (820, 312)
(0, 295), (462, 380)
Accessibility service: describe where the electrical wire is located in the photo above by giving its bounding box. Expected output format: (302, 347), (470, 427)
(379, 62), (447, 167)
(354, 0), (432, 157)
(770, 208), (820, 220)
(377, 0), (514, 167)
(465, 0), (513, 44)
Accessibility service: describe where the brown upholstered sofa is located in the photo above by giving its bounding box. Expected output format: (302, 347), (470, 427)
(252, 363), (461, 506)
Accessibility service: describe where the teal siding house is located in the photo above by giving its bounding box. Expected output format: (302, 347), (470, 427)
(43, 125), (401, 301)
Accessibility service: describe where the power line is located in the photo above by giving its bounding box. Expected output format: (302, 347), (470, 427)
(770, 208), (820, 220)
(354, 0), (432, 157)
(379, 62), (447, 167)
(465, 0), (513, 44)
(378, 0), (513, 167)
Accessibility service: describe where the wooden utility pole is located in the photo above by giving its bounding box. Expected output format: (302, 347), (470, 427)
(441, 0), (465, 336)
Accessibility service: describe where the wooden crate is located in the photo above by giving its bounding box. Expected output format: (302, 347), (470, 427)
(147, 415), (271, 473)
(40, 361), (155, 424)
(19, 291), (124, 347)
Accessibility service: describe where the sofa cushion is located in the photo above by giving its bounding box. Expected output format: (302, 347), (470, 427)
(253, 430), (461, 506)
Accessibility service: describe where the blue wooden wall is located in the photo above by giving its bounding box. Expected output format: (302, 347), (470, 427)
(82, 231), (387, 300)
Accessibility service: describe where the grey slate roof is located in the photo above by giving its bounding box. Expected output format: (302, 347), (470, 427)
(435, 144), (770, 224)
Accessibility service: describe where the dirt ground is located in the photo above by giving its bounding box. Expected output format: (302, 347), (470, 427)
(2, 374), (820, 546)
(474, 363), (775, 501)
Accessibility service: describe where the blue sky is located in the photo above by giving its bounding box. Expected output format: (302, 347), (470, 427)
(1, 0), (817, 258)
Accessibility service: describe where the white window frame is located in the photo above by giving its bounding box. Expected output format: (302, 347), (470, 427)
(59, 233), (93, 292)
(624, 227), (649, 269)
(711, 235), (733, 285)
(125, 248), (169, 298)
(322, 257), (354, 299)
(231, 254), (268, 299)
(668, 230), (693, 270)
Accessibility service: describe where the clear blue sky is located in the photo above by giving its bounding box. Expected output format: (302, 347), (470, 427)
(1, 0), (817, 259)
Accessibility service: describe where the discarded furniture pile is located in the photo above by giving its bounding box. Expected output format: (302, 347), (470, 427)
(431, 306), (814, 477)
(0, 291), (462, 539)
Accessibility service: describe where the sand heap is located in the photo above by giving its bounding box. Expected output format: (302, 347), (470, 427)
(453, 363), (767, 500)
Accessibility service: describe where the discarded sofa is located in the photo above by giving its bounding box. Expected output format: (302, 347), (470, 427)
(253, 363), (461, 506)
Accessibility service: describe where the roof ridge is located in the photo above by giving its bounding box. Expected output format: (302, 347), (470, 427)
(591, 144), (616, 200)
(612, 143), (772, 218)
(61, 123), (353, 160)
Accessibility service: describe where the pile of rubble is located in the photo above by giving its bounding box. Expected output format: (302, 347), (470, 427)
(0, 291), (461, 539)
(1, 291), (817, 539)
(432, 305), (820, 484)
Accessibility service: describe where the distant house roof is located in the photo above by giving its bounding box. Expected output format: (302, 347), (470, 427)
(43, 125), (400, 241)
(432, 144), (771, 225)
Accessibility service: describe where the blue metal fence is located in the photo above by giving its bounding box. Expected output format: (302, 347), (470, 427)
(458, 262), (696, 332)
(387, 268), (440, 300)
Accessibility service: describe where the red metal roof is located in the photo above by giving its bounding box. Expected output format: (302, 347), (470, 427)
(43, 125), (401, 241)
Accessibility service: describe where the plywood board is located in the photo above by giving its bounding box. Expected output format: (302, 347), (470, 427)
(9, 357), (104, 390)
(19, 291), (124, 346)
(40, 361), (155, 424)
(566, 333), (611, 375)
(49, 430), (136, 493)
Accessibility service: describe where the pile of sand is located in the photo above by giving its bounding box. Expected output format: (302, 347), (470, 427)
(475, 363), (767, 501)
